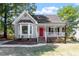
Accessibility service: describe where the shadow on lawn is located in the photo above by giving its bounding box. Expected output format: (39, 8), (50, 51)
(0, 44), (58, 56)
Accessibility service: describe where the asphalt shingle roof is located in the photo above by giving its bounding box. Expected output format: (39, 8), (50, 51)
(32, 15), (66, 23)
(32, 15), (51, 23)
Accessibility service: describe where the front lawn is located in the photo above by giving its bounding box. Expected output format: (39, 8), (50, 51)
(0, 43), (79, 56)
(42, 44), (79, 56)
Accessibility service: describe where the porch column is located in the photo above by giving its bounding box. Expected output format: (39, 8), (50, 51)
(20, 24), (22, 38)
(45, 25), (47, 43)
(60, 27), (62, 35)
(28, 24), (30, 38)
(53, 27), (55, 36)
(60, 27), (62, 32)
(36, 25), (38, 43)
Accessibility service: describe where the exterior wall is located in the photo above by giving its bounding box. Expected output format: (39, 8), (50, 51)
(14, 24), (20, 38)
(18, 23), (37, 38)
(13, 23), (65, 43)
(14, 23), (65, 39)
(32, 24), (37, 38)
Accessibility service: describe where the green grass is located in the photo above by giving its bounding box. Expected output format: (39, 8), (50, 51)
(41, 44), (79, 56)
(0, 44), (79, 56)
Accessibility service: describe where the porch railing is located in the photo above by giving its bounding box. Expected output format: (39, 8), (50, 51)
(46, 32), (65, 37)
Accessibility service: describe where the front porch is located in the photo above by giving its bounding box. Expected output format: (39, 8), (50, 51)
(18, 23), (66, 43)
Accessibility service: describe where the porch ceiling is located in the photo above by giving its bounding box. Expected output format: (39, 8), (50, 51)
(37, 23), (66, 27)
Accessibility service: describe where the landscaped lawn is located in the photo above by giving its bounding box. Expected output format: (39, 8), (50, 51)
(0, 43), (79, 56)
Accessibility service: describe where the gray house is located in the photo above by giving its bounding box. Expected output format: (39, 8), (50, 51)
(12, 10), (66, 43)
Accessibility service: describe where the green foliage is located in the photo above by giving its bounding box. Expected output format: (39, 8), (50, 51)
(57, 5), (79, 36)
(0, 3), (36, 34)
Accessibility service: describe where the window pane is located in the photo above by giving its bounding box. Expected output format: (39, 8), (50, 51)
(62, 27), (65, 32)
(55, 27), (59, 32)
(22, 26), (28, 34)
(49, 27), (53, 32)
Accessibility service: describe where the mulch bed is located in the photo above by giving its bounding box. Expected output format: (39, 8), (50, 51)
(3, 39), (37, 45)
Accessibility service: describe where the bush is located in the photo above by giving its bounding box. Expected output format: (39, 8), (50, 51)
(7, 34), (15, 40)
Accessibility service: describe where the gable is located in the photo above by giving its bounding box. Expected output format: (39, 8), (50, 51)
(18, 20), (33, 23)
(12, 10), (38, 25)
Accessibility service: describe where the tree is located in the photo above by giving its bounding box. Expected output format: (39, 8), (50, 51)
(0, 3), (36, 39)
(57, 5), (79, 37)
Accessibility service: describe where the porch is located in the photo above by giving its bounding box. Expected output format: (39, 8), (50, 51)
(18, 23), (66, 43)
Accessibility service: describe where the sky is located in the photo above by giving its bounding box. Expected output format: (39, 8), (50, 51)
(34, 3), (79, 15)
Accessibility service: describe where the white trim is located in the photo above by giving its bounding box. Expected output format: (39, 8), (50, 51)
(20, 24), (22, 38)
(12, 10), (38, 25)
(28, 24), (30, 38)
(36, 25), (38, 43)
(19, 23), (34, 38)
(26, 11), (38, 24)
(12, 11), (25, 25)
(46, 26), (65, 37)
(60, 27), (62, 32)
(53, 27), (55, 35)
(46, 32), (65, 37)
(31, 24), (33, 37)
(45, 26), (47, 43)
(20, 24), (29, 38)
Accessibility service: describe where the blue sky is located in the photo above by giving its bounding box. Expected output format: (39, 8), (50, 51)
(34, 3), (79, 15)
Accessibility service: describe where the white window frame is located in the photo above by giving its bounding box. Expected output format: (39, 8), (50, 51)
(22, 25), (28, 34)
(48, 27), (54, 34)
(19, 23), (33, 38)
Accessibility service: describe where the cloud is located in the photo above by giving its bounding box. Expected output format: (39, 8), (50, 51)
(34, 6), (59, 15)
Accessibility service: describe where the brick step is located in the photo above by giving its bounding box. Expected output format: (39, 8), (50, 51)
(38, 37), (45, 43)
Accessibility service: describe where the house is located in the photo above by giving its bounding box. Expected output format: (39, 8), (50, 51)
(12, 10), (67, 43)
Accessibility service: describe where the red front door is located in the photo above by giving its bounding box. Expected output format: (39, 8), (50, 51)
(39, 27), (45, 37)
(39, 27), (45, 43)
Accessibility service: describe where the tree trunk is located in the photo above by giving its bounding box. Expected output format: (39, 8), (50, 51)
(64, 24), (67, 43)
(4, 4), (7, 39)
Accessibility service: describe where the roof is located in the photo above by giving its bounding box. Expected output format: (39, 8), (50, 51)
(12, 10), (38, 25)
(32, 15), (51, 23)
(32, 15), (66, 23)
(12, 10), (66, 24)
(46, 15), (67, 23)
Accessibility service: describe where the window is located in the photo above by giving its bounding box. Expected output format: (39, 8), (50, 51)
(22, 26), (28, 34)
(55, 27), (60, 34)
(49, 27), (53, 33)
(62, 27), (65, 32)
(55, 27), (59, 32)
